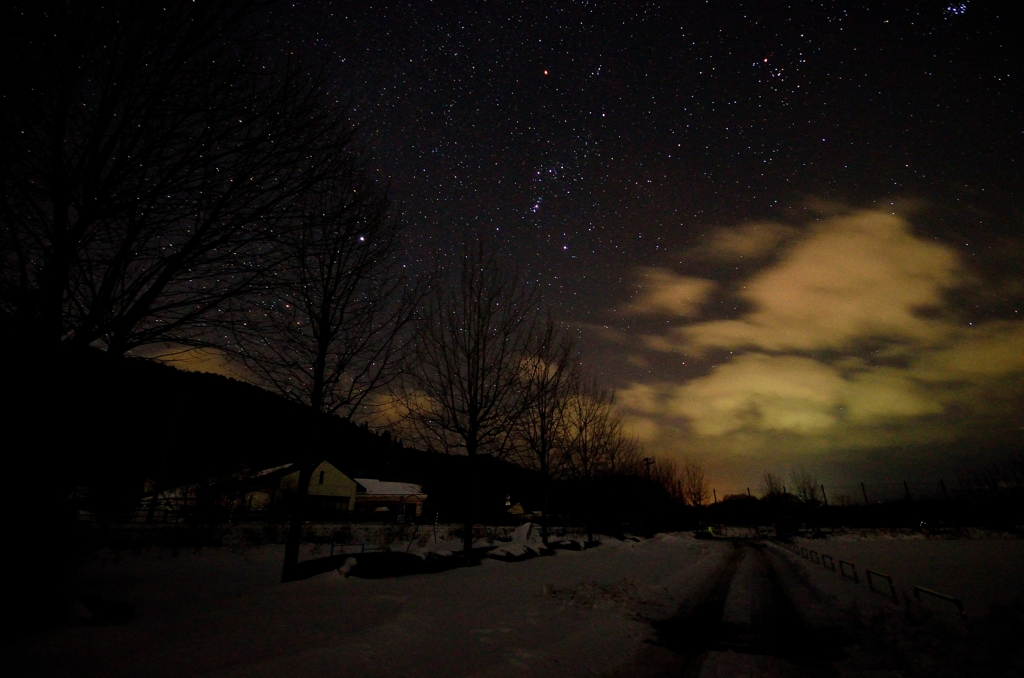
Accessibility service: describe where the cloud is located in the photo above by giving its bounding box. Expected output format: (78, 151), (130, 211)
(618, 354), (943, 438)
(624, 267), (715, 317)
(707, 221), (799, 259)
(842, 368), (944, 422)
(609, 206), (1024, 490)
(656, 210), (961, 353)
(669, 354), (846, 436)
(914, 322), (1024, 382)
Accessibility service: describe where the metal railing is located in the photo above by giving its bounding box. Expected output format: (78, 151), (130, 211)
(867, 569), (899, 604)
(914, 586), (968, 621)
(772, 538), (969, 623)
(839, 560), (858, 583)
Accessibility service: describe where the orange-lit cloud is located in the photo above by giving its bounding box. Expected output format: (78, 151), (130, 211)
(609, 207), (1024, 488)
(624, 267), (715, 317)
(707, 221), (799, 259)
(661, 210), (960, 353)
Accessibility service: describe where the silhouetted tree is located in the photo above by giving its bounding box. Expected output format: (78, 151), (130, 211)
(790, 466), (821, 505)
(560, 376), (636, 540)
(407, 244), (539, 554)
(231, 171), (416, 581)
(760, 471), (786, 500)
(235, 176), (414, 418)
(515, 314), (578, 543)
(1, 0), (351, 353)
(681, 459), (710, 508)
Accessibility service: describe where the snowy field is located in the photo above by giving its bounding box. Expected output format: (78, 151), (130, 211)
(789, 535), (1024, 616)
(4, 534), (731, 678)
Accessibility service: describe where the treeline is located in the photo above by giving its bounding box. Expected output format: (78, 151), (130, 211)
(0, 1), (700, 582)
(708, 460), (1024, 531)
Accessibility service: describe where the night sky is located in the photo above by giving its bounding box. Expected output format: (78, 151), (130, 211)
(268, 1), (1024, 492)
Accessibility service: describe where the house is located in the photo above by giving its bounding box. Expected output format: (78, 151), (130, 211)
(278, 461), (358, 514)
(353, 477), (427, 519)
(136, 461), (426, 522)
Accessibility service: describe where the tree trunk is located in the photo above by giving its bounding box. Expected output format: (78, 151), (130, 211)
(281, 462), (315, 582)
(463, 451), (475, 555)
(540, 453), (549, 545)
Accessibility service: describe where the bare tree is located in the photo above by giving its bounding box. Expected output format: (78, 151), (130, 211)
(515, 314), (578, 543)
(235, 177), (414, 418)
(560, 377), (615, 484)
(680, 459), (711, 507)
(647, 456), (681, 501)
(607, 426), (643, 477)
(1, 0), (351, 353)
(759, 471), (786, 499)
(559, 376), (636, 540)
(790, 467), (821, 504)
(231, 172), (416, 581)
(408, 244), (539, 554)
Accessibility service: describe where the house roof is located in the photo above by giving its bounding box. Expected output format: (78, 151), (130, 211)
(354, 478), (424, 496)
(253, 463), (294, 477)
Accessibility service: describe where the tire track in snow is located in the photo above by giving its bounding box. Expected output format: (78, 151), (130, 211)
(624, 541), (847, 677)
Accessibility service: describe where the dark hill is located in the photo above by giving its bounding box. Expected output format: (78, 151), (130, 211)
(2, 346), (540, 522)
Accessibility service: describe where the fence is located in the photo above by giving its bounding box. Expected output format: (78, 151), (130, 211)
(774, 540), (968, 622)
(121, 496), (431, 526)
(822, 480), (951, 505)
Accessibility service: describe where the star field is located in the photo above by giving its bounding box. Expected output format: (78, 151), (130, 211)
(287, 1), (1024, 489)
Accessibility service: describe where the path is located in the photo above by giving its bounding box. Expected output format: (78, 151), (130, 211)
(618, 541), (846, 678)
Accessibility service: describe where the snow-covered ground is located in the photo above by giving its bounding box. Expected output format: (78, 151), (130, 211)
(789, 535), (1024, 616)
(5, 534), (731, 678)
(764, 537), (1024, 677)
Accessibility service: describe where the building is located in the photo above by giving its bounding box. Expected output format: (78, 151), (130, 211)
(136, 461), (426, 522)
(278, 461), (358, 514)
(353, 477), (427, 519)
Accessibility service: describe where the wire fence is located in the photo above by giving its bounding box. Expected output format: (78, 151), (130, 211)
(822, 480), (952, 505)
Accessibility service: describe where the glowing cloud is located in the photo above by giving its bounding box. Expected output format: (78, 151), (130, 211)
(661, 210), (960, 353)
(707, 221), (799, 259)
(624, 267), (715, 317)
(610, 206), (1024, 487)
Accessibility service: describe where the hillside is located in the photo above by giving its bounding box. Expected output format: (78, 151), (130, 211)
(1, 347), (539, 520)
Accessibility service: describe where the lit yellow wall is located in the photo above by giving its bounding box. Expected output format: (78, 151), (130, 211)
(281, 462), (357, 507)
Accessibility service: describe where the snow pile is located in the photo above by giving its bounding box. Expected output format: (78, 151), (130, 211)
(488, 522), (549, 559)
(653, 532), (682, 544)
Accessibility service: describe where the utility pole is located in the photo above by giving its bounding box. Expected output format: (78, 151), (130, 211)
(861, 482), (869, 506)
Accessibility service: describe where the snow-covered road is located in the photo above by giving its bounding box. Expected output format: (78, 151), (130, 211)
(7, 534), (1021, 677)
